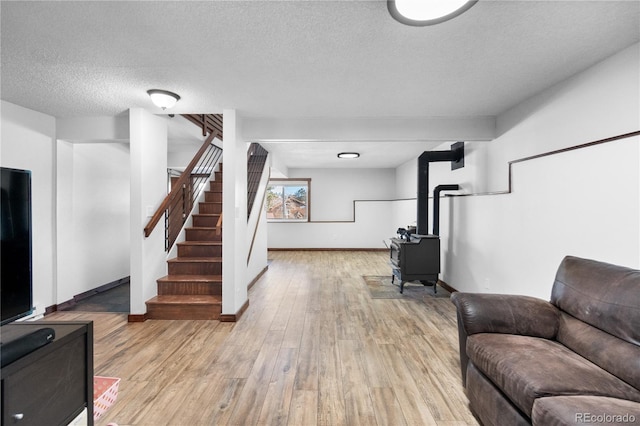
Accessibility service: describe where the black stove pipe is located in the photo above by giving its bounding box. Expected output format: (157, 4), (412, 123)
(433, 184), (460, 236)
(417, 143), (464, 235)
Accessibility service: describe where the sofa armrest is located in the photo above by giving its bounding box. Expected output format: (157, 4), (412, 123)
(451, 292), (560, 338)
(450, 292), (560, 387)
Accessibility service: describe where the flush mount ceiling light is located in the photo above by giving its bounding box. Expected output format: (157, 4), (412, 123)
(147, 89), (181, 110)
(388, 0), (477, 26)
(337, 152), (360, 159)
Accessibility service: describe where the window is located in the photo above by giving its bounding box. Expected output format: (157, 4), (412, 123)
(266, 179), (310, 222)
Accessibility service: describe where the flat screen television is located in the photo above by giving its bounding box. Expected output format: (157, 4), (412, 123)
(1, 167), (34, 325)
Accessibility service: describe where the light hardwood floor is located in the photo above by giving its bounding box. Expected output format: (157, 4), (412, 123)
(47, 251), (479, 426)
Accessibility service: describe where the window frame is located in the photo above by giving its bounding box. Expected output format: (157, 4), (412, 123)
(265, 178), (311, 222)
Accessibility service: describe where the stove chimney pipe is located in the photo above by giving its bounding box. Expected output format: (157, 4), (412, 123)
(416, 142), (464, 235)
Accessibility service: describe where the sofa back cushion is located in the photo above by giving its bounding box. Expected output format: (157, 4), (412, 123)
(551, 256), (640, 346)
(551, 256), (640, 389)
(557, 312), (640, 390)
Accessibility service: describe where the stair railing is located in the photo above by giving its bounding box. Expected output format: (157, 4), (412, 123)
(247, 143), (269, 218)
(182, 114), (223, 138)
(144, 131), (223, 250)
(246, 143), (270, 263)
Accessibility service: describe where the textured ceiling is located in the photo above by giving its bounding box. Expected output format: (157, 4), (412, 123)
(2, 0), (639, 168)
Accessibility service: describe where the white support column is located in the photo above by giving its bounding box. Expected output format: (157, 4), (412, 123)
(55, 140), (74, 304)
(222, 109), (249, 315)
(129, 108), (168, 315)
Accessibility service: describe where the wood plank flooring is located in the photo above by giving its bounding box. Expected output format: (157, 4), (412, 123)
(47, 251), (479, 426)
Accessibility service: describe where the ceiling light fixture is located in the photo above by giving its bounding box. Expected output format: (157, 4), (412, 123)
(388, 0), (477, 26)
(337, 152), (360, 159)
(147, 89), (181, 110)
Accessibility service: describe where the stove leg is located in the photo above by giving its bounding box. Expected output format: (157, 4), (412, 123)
(400, 281), (404, 294)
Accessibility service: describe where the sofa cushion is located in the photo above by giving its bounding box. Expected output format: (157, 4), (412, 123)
(551, 256), (640, 346)
(557, 312), (640, 390)
(532, 396), (640, 426)
(466, 363), (530, 426)
(467, 333), (640, 416)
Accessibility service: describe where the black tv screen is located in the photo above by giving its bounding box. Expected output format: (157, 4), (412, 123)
(1, 167), (34, 325)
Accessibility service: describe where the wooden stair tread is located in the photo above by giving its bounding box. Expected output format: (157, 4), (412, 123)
(186, 226), (221, 229)
(157, 274), (222, 283)
(147, 295), (222, 305)
(177, 241), (222, 246)
(167, 257), (222, 263)
(188, 226), (220, 230)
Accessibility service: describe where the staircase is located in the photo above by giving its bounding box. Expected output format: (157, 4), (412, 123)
(145, 166), (223, 320)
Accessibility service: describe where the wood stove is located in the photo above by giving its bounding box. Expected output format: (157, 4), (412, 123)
(390, 234), (439, 294)
(390, 143), (463, 293)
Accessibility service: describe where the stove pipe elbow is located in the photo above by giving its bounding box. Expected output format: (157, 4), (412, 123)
(433, 184), (460, 236)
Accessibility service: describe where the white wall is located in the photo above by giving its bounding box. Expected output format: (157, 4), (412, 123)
(295, 168), (395, 221)
(1, 101), (56, 316)
(56, 115), (129, 143)
(268, 200), (397, 249)
(396, 43), (640, 299)
(168, 147), (199, 170)
(167, 114), (210, 169)
(56, 116), (131, 303)
(266, 167), (398, 248)
(56, 143), (130, 302)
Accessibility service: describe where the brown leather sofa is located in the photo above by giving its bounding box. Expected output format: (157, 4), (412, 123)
(451, 256), (640, 425)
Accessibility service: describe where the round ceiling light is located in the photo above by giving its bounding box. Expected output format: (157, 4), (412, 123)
(337, 152), (360, 159)
(147, 89), (181, 110)
(388, 0), (477, 26)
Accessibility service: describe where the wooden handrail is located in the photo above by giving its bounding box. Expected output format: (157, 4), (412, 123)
(247, 167), (270, 264)
(144, 131), (218, 237)
(215, 213), (223, 236)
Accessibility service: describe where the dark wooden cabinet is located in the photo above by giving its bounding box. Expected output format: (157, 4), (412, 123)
(1, 321), (93, 426)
